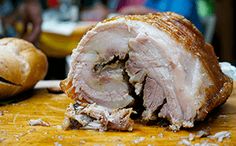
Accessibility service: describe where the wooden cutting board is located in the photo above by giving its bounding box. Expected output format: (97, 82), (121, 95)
(0, 81), (235, 146)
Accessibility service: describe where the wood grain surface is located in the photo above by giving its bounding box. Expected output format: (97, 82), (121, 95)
(0, 81), (235, 146)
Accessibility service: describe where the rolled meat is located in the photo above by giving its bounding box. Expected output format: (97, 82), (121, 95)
(61, 12), (233, 131)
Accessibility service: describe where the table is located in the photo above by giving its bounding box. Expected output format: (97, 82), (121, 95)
(0, 81), (235, 145)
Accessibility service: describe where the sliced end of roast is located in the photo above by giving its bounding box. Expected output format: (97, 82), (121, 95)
(62, 102), (134, 131)
(61, 13), (233, 131)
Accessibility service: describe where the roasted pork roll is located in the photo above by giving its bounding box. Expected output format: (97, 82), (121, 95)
(61, 12), (233, 131)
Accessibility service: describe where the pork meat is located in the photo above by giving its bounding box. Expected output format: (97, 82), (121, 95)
(61, 12), (233, 131)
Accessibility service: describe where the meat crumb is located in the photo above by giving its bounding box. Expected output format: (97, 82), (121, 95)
(169, 124), (180, 131)
(133, 137), (145, 144)
(0, 131), (7, 136)
(12, 103), (18, 106)
(208, 131), (231, 142)
(150, 135), (156, 139)
(178, 139), (192, 146)
(58, 135), (63, 140)
(193, 140), (218, 146)
(117, 144), (125, 146)
(0, 111), (3, 116)
(80, 140), (86, 144)
(218, 115), (228, 118)
(0, 137), (6, 142)
(28, 119), (50, 127)
(54, 142), (62, 146)
(188, 133), (195, 141)
(178, 130), (230, 146)
(196, 130), (210, 138)
(158, 133), (164, 138)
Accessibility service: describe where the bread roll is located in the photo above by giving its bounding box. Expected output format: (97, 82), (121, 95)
(0, 38), (48, 99)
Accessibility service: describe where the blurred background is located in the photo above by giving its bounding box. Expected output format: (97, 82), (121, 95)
(0, 0), (235, 79)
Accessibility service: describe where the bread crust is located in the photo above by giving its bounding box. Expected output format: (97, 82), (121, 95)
(0, 38), (48, 99)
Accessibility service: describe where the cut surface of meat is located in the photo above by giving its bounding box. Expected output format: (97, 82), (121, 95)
(62, 102), (134, 131)
(61, 12), (233, 131)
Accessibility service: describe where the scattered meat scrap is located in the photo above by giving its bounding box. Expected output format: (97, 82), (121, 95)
(179, 139), (219, 146)
(150, 135), (156, 139)
(62, 102), (133, 131)
(79, 140), (86, 144)
(0, 137), (5, 142)
(117, 144), (125, 146)
(28, 119), (50, 127)
(178, 139), (192, 146)
(133, 137), (145, 144)
(218, 115), (228, 118)
(54, 142), (62, 146)
(188, 133), (195, 141)
(158, 133), (164, 138)
(194, 140), (218, 146)
(196, 130), (210, 138)
(57, 135), (63, 141)
(208, 131), (231, 142)
(180, 133), (197, 142)
(178, 130), (231, 145)
(0, 111), (3, 116)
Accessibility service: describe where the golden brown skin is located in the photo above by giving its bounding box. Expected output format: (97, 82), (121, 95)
(105, 12), (233, 121)
(61, 12), (233, 122)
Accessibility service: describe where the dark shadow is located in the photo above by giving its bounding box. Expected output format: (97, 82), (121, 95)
(0, 89), (42, 105)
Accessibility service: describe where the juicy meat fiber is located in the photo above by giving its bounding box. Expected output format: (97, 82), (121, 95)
(61, 12), (233, 131)
(63, 102), (133, 131)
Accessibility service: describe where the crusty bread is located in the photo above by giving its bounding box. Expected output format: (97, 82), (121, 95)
(0, 38), (48, 99)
